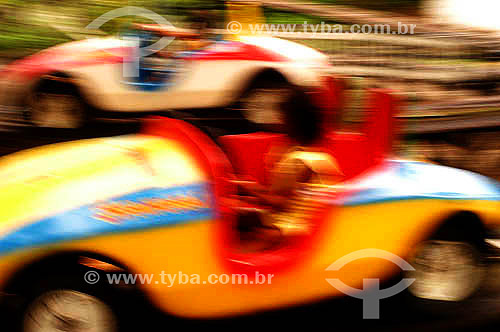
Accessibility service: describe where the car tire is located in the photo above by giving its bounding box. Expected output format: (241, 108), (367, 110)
(26, 83), (87, 129)
(402, 228), (485, 317)
(239, 81), (293, 132)
(16, 267), (135, 332)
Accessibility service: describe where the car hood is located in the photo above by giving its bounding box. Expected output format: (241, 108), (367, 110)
(0, 37), (131, 108)
(238, 35), (329, 65)
(2, 37), (129, 82)
(0, 134), (206, 235)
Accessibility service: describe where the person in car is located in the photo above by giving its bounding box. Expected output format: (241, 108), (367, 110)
(231, 89), (344, 250)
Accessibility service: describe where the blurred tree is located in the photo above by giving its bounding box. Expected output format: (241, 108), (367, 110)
(0, 0), (424, 55)
(317, 0), (423, 13)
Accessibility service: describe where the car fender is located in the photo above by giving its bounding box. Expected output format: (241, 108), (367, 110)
(0, 37), (130, 109)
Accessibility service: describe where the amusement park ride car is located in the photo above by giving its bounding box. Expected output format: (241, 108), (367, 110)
(0, 75), (498, 331)
(0, 1), (330, 129)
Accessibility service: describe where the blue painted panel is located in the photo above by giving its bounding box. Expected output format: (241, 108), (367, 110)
(0, 183), (213, 256)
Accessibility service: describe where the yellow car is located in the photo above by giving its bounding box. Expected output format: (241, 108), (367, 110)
(0, 85), (499, 331)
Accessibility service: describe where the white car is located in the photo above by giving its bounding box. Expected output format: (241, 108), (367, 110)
(0, 6), (331, 129)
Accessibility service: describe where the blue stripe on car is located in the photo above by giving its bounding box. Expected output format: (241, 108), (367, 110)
(0, 182), (213, 256)
(340, 160), (500, 206)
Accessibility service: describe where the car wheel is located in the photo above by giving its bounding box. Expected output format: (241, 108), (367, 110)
(16, 269), (130, 332)
(23, 289), (118, 332)
(27, 90), (86, 129)
(406, 240), (483, 302)
(240, 82), (293, 130)
(403, 234), (485, 316)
